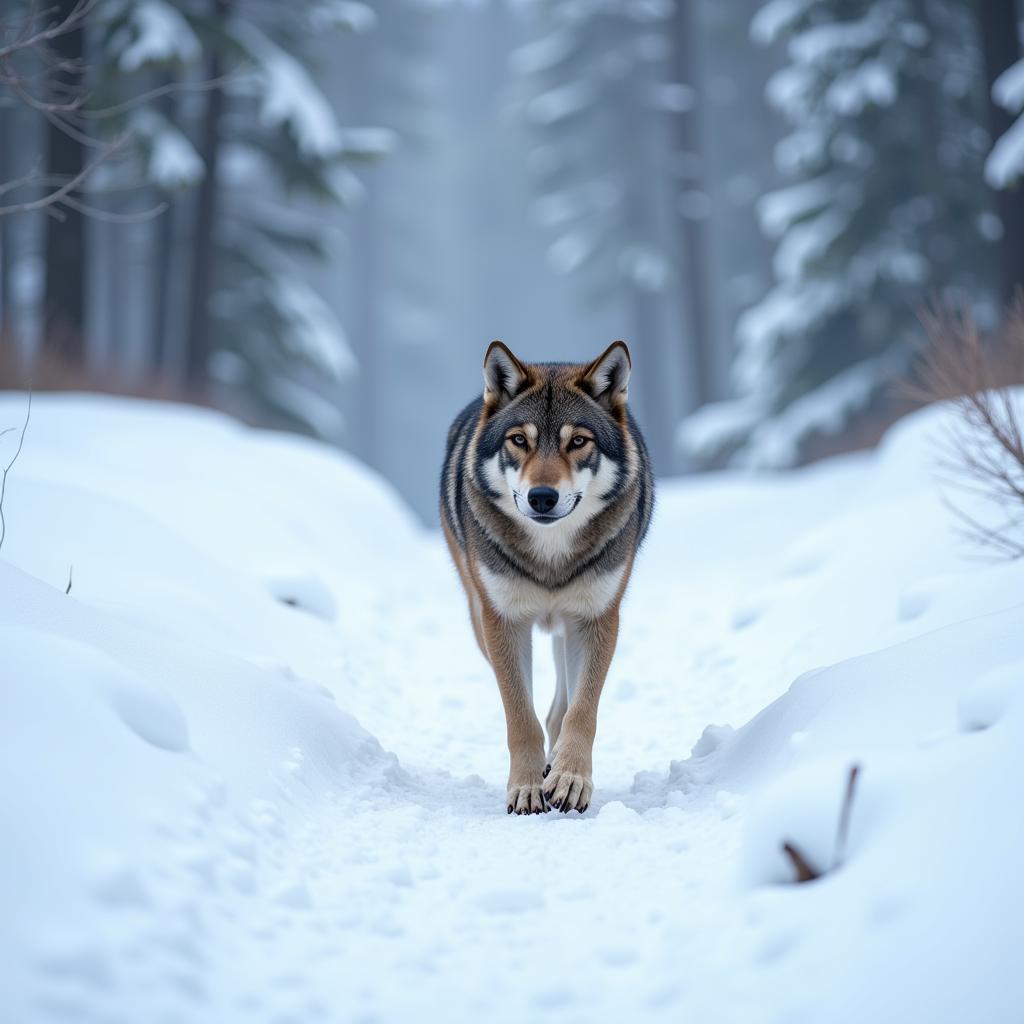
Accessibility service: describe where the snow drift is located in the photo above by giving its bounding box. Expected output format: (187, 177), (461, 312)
(1, 391), (1022, 1023)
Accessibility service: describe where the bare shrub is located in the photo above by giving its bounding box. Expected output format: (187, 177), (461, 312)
(911, 300), (1024, 559)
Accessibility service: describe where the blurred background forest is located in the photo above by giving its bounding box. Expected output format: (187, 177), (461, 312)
(0, 0), (1022, 522)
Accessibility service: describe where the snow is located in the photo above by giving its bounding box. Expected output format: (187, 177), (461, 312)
(757, 177), (834, 239)
(3, 392), (1024, 1022)
(772, 207), (849, 281)
(271, 275), (357, 381)
(132, 110), (204, 189)
(826, 59), (897, 115)
(750, 0), (816, 46)
(337, 127), (399, 158)
(789, 15), (888, 66)
(526, 80), (596, 125)
(986, 115), (1024, 188)
(117, 0), (201, 73)
(234, 24), (345, 160)
(676, 395), (766, 459)
(735, 349), (905, 468)
(986, 60), (1024, 188)
(649, 82), (696, 113)
(992, 58), (1024, 112)
(309, 0), (377, 34)
(734, 278), (844, 386)
(508, 29), (575, 76)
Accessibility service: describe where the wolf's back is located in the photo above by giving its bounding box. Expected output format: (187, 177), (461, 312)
(440, 396), (483, 551)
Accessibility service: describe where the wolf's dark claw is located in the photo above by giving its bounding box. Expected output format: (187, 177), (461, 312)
(543, 764), (551, 778)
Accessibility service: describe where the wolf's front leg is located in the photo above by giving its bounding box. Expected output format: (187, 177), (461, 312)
(543, 607), (620, 813)
(481, 605), (548, 815)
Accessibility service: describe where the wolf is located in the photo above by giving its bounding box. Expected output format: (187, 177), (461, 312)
(441, 340), (654, 815)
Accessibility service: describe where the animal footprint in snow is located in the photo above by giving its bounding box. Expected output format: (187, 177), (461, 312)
(267, 573), (337, 621)
(897, 572), (960, 623)
(104, 671), (189, 752)
(957, 660), (1024, 733)
(731, 601), (763, 630)
(780, 549), (825, 579)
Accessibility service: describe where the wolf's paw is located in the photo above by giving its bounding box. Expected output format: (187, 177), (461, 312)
(542, 759), (593, 814)
(506, 779), (549, 816)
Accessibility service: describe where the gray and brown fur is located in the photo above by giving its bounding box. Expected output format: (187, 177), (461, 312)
(441, 341), (653, 815)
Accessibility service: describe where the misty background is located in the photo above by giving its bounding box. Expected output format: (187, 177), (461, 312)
(0, 0), (1022, 522)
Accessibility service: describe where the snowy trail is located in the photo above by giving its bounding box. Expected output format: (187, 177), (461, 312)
(4, 395), (1024, 1023)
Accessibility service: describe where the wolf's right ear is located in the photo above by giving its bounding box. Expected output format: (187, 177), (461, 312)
(483, 341), (529, 407)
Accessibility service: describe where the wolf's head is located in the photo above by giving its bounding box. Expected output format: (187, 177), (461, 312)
(475, 341), (634, 537)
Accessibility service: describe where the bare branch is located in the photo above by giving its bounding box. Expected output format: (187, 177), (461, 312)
(80, 73), (240, 121)
(60, 193), (169, 223)
(0, 136), (127, 216)
(910, 298), (1024, 559)
(0, 391), (32, 554)
(0, 0), (98, 63)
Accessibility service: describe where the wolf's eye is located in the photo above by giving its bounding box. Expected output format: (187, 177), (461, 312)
(570, 435), (589, 449)
(509, 434), (528, 448)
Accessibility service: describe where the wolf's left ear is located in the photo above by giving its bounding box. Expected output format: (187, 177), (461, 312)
(581, 341), (631, 409)
(483, 340), (529, 407)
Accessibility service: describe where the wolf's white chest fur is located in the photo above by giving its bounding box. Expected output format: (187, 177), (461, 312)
(478, 563), (624, 626)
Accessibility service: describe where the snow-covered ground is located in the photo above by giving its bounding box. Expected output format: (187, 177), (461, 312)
(2, 392), (1022, 1023)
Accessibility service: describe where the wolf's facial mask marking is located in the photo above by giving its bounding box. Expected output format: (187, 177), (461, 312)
(478, 341), (632, 529)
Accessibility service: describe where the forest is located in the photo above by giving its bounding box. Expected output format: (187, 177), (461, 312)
(1, 0), (1022, 519)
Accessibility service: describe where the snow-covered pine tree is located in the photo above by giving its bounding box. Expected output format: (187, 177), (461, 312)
(96, 0), (390, 438)
(682, 0), (1000, 468)
(508, 0), (690, 471)
(198, 1), (393, 439)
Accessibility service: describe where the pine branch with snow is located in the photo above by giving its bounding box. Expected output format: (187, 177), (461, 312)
(986, 58), (1024, 189)
(682, 0), (1000, 468)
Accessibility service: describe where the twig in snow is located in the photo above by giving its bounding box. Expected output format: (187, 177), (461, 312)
(831, 763), (861, 871)
(780, 762), (862, 884)
(65, 564), (72, 595)
(0, 391), (31, 554)
(781, 842), (821, 883)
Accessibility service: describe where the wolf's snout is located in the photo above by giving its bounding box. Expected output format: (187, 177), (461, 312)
(527, 486), (559, 514)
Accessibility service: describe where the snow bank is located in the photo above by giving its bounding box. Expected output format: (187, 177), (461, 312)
(2, 391), (1023, 1022)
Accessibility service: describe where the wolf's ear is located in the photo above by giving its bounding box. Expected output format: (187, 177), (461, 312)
(483, 341), (529, 407)
(581, 340), (631, 409)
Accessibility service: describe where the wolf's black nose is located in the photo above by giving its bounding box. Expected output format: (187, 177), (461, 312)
(528, 486), (559, 514)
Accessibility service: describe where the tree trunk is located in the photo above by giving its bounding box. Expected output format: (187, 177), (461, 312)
(184, 0), (230, 393)
(42, 0), (87, 365)
(0, 104), (12, 336)
(150, 84), (176, 382)
(978, 0), (1024, 305)
(672, 0), (714, 406)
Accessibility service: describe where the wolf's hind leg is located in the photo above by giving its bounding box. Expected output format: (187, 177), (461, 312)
(543, 608), (620, 814)
(545, 634), (569, 760)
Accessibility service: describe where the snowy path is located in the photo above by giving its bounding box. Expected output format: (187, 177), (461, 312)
(3, 395), (1024, 1023)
